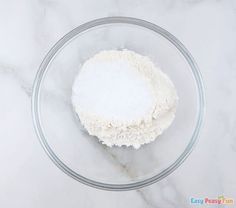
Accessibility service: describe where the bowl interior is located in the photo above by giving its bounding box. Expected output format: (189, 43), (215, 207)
(36, 20), (200, 186)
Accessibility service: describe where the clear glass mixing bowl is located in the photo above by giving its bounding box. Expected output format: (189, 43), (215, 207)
(32, 17), (205, 191)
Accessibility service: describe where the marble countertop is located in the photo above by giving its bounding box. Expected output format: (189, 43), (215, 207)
(0, 0), (236, 207)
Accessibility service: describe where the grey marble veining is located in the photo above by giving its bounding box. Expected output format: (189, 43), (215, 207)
(0, 0), (236, 207)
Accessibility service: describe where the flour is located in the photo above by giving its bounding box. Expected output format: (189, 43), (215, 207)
(72, 50), (178, 149)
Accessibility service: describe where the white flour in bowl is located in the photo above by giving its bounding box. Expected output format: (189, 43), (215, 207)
(72, 50), (178, 149)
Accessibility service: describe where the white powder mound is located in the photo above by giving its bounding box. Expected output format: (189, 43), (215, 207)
(72, 50), (178, 149)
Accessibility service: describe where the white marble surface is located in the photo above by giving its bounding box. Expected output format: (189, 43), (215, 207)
(0, 0), (236, 207)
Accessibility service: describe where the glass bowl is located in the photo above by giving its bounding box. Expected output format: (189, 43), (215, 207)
(32, 17), (205, 191)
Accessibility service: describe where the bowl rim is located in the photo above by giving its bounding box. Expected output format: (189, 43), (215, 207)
(32, 16), (206, 191)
